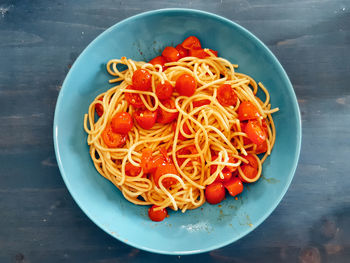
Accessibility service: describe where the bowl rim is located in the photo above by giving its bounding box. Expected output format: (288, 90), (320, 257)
(53, 8), (302, 255)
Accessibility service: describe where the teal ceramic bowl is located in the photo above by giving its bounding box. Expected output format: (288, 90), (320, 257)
(54, 9), (301, 255)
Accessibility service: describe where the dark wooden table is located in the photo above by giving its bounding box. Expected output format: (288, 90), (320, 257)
(1, 1), (349, 262)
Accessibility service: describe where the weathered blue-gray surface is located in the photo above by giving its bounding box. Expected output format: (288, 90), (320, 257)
(0, 0), (349, 262)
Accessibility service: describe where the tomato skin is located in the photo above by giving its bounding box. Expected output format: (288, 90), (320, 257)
(157, 99), (179, 124)
(238, 101), (261, 121)
(205, 182), (226, 204)
(189, 48), (208, 59)
(208, 49), (218, 57)
(148, 205), (168, 222)
(125, 162), (141, 177)
(149, 56), (168, 70)
(102, 124), (127, 148)
(153, 162), (178, 188)
(162, 46), (180, 62)
(217, 84), (237, 107)
(111, 112), (133, 134)
(243, 155), (258, 169)
(215, 170), (233, 183)
(155, 81), (173, 100)
(224, 177), (244, 197)
(175, 44), (188, 58)
(193, 99), (211, 107)
(255, 140), (268, 154)
(239, 164), (258, 183)
(245, 120), (266, 145)
(133, 109), (157, 130)
(95, 97), (104, 117)
(182, 36), (202, 50)
(132, 69), (152, 91)
(141, 148), (165, 174)
(124, 85), (144, 108)
(175, 74), (197, 97)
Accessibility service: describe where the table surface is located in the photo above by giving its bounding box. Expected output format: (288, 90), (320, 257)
(1, 0), (349, 262)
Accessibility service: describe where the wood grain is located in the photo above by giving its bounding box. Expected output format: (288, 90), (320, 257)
(0, 0), (349, 262)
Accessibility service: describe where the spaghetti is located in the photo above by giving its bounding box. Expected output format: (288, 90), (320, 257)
(84, 36), (279, 221)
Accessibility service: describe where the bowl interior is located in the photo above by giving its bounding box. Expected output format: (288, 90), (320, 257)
(54, 9), (301, 255)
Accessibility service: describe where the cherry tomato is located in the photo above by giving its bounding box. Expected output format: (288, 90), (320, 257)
(255, 140), (268, 154)
(95, 97), (104, 117)
(124, 85), (144, 108)
(133, 109), (157, 130)
(224, 177), (243, 197)
(205, 182), (226, 204)
(148, 205), (168, 222)
(243, 154), (258, 169)
(215, 170), (233, 183)
(162, 46), (180, 62)
(175, 44), (188, 58)
(157, 99), (179, 124)
(101, 124), (127, 148)
(238, 101), (261, 121)
(149, 56), (168, 70)
(155, 81), (173, 100)
(177, 122), (191, 140)
(132, 69), (152, 91)
(125, 162), (141, 177)
(182, 36), (202, 50)
(141, 148), (160, 174)
(245, 120), (266, 145)
(111, 112), (133, 134)
(239, 164), (258, 183)
(189, 48), (208, 59)
(176, 145), (200, 166)
(175, 74), (197, 97)
(159, 147), (171, 163)
(193, 99), (211, 107)
(153, 162), (178, 188)
(217, 84), (237, 107)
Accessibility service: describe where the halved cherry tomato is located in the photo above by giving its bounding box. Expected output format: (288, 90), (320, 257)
(175, 74), (197, 97)
(177, 122), (191, 140)
(157, 99), (178, 124)
(224, 177), (244, 197)
(243, 154), (258, 169)
(95, 97), (104, 117)
(189, 48), (208, 59)
(239, 164), (258, 183)
(155, 81), (173, 100)
(153, 162), (178, 188)
(238, 101), (261, 121)
(176, 145), (200, 166)
(148, 205), (168, 222)
(140, 148), (165, 174)
(132, 69), (152, 91)
(102, 124), (127, 148)
(215, 170), (233, 183)
(193, 99), (211, 107)
(182, 36), (201, 50)
(124, 85), (144, 108)
(133, 109), (157, 130)
(205, 182), (226, 204)
(111, 112), (133, 134)
(255, 140), (268, 154)
(217, 84), (237, 107)
(245, 120), (266, 145)
(159, 147), (171, 163)
(162, 46), (180, 62)
(125, 162), (141, 177)
(149, 56), (168, 70)
(175, 44), (188, 58)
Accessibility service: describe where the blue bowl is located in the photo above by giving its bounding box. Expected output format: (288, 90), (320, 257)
(54, 9), (301, 255)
